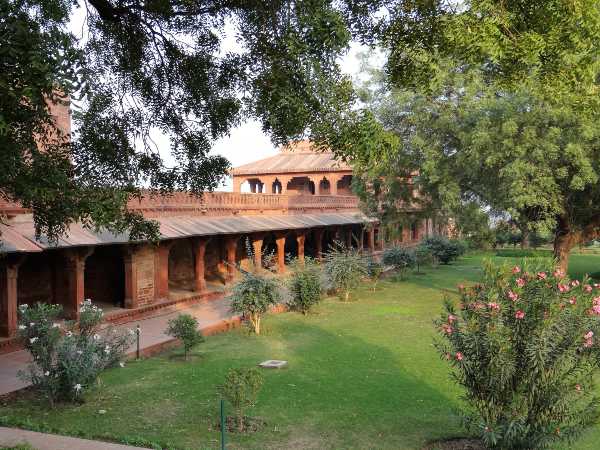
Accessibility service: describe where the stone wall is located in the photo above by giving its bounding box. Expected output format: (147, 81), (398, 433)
(168, 240), (195, 290)
(135, 245), (156, 306)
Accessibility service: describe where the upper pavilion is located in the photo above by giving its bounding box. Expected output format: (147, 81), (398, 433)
(230, 140), (353, 196)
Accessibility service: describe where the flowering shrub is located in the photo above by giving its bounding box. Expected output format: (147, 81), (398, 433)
(230, 271), (280, 335)
(436, 261), (600, 449)
(217, 367), (264, 433)
(286, 257), (322, 315)
(165, 313), (204, 360)
(17, 300), (134, 406)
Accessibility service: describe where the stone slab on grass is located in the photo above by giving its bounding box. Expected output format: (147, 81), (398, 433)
(258, 360), (288, 369)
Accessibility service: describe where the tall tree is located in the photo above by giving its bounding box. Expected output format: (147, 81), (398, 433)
(325, 1), (600, 270)
(1, 0), (379, 242)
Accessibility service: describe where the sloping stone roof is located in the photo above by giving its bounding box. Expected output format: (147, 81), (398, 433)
(231, 140), (351, 176)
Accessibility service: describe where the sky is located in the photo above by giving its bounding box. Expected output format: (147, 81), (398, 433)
(69, 7), (373, 191)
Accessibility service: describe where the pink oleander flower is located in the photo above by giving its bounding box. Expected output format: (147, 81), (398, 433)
(488, 302), (500, 311)
(457, 284), (465, 291)
(558, 283), (570, 293)
(569, 297), (577, 305)
(516, 278), (526, 288)
(455, 352), (464, 361)
(507, 290), (519, 302)
(571, 280), (580, 287)
(584, 338), (594, 348)
(585, 331), (594, 339)
(593, 303), (600, 315)
(512, 266), (521, 274)
(595, 283), (600, 289)
(447, 314), (457, 323)
(576, 384), (582, 392)
(553, 269), (565, 278)
(442, 324), (454, 334)
(515, 310), (525, 320)
(537, 272), (547, 280)
(585, 285), (593, 293)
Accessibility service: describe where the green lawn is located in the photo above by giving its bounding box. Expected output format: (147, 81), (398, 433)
(1, 251), (600, 450)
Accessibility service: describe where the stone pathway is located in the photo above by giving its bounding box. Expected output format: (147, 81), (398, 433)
(0, 296), (234, 396)
(0, 426), (150, 450)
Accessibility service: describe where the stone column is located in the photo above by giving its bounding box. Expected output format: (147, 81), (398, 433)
(193, 238), (209, 293)
(225, 236), (238, 282)
(330, 175), (339, 196)
(275, 232), (287, 273)
(0, 255), (26, 337)
(154, 241), (173, 300)
(359, 227), (365, 252)
(345, 226), (353, 248)
(65, 247), (94, 319)
(251, 233), (265, 270)
(368, 228), (375, 253)
(123, 246), (138, 309)
(296, 231), (306, 264)
(314, 228), (325, 259)
(232, 177), (242, 193)
(313, 179), (320, 196)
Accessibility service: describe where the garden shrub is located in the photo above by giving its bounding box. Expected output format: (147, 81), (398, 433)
(420, 235), (463, 264)
(382, 245), (415, 278)
(365, 256), (384, 290)
(323, 242), (367, 301)
(436, 261), (600, 449)
(165, 314), (204, 360)
(230, 271), (280, 334)
(217, 367), (264, 432)
(17, 300), (134, 406)
(286, 257), (322, 315)
(414, 244), (433, 273)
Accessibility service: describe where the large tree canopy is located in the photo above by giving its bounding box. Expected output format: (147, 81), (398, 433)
(331, 1), (600, 270)
(1, 0), (382, 242)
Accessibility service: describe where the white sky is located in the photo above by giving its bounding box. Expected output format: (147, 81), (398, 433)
(69, 7), (372, 191)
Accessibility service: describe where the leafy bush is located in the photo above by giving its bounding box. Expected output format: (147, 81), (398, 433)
(436, 262), (600, 449)
(230, 271), (280, 334)
(323, 242), (368, 301)
(382, 246), (415, 278)
(166, 314), (204, 360)
(217, 367), (264, 432)
(286, 257), (322, 315)
(420, 235), (463, 265)
(365, 256), (384, 290)
(414, 244), (433, 273)
(17, 300), (134, 406)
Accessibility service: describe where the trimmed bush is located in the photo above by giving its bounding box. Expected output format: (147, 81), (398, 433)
(230, 271), (280, 334)
(382, 246), (415, 278)
(166, 314), (204, 360)
(287, 257), (322, 315)
(323, 242), (368, 302)
(436, 262), (600, 449)
(217, 367), (264, 433)
(420, 235), (463, 264)
(17, 300), (133, 406)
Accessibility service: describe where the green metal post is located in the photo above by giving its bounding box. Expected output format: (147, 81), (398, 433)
(136, 325), (140, 360)
(220, 399), (226, 450)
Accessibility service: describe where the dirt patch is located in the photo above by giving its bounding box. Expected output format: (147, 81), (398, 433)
(213, 416), (266, 433)
(423, 438), (485, 450)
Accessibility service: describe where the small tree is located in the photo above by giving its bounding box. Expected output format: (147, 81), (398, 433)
(287, 257), (322, 315)
(323, 242), (368, 302)
(165, 314), (204, 360)
(436, 261), (600, 449)
(421, 235), (463, 265)
(414, 244), (433, 274)
(217, 367), (264, 433)
(365, 257), (384, 291)
(382, 246), (415, 279)
(230, 271), (280, 335)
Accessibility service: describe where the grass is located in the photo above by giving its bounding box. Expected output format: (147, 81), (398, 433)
(2, 251), (600, 449)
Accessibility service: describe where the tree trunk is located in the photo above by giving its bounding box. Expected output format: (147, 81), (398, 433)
(520, 229), (530, 249)
(237, 408), (244, 432)
(254, 314), (261, 335)
(553, 230), (578, 273)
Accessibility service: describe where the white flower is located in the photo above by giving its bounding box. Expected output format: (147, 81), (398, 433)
(98, 409), (107, 415)
(104, 345), (111, 354)
(93, 334), (100, 340)
(76, 350), (83, 355)
(29, 322), (35, 327)
(74, 383), (82, 392)
(18, 304), (28, 311)
(128, 329), (135, 335)
(119, 362), (125, 368)
(66, 331), (73, 337)
(18, 325), (26, 330)
(44, 371), (50, 376)
(52, 323), (61, 328)
(29, 337), (38, 344)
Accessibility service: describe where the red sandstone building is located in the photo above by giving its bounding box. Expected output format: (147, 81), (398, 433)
(0, 108), (433, 345)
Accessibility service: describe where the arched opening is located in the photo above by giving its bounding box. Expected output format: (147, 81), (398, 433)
(168, 239), (195, 295)
(284, 233), (299, 261)
(84, 246), (125, 311)
(411, 222), (419, 241)
(319, 178), (331, 195)
(205, 237), (226, 286)
(261, 233), (278, 271)
(286, 176), (312, 195)
(272, 179), (282, 194)
(336, 175), (353, 195)
(304, 230), (318, 258)
(17, 252), (55, 308)
(323, 227), (339, 253)
(237, 235), (253, 271)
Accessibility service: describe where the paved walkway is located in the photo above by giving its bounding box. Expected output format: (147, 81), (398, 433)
(0, 296), (234, 395)
(0, 426), (150, 450)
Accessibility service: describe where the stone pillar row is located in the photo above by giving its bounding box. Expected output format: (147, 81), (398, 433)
(0, 225), (380, 337)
